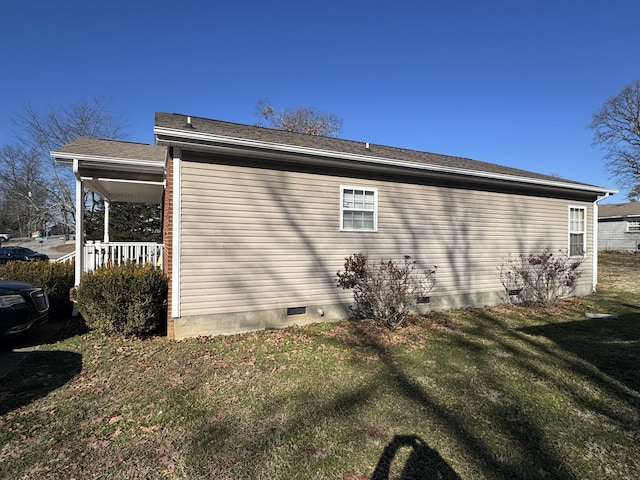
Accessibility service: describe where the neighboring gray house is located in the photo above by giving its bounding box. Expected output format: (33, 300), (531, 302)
(53, 113), (616, 340)
(598, 202), (640, 252)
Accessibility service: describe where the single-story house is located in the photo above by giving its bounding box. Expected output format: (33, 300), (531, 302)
(52, 112), (616, 339)
(598, 202), (640, 252)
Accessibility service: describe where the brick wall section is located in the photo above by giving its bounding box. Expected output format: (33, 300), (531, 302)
(163, 151), (175, 339)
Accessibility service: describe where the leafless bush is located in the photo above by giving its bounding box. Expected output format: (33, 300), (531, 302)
(337, 253), (437, 329)
(498, 248), (584, 306)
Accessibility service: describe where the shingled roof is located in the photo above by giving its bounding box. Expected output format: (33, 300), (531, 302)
(53, 137), (167, 164)
(155, 112), (612, 194)
(599, 202), (640, 219)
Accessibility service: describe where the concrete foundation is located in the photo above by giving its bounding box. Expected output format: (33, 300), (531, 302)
(172, 290), (519, 339)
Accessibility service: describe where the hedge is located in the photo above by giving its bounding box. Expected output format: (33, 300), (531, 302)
(75, 263), (167, 337)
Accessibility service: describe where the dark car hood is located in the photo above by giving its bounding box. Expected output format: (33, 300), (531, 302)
(0, 280), (39, 294)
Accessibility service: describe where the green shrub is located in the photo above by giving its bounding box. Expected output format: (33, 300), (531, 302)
(0, 261), (75, 317)
(75, 263), (167, 337)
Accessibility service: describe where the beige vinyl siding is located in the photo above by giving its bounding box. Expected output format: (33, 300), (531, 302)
(179, 158), (593, 317)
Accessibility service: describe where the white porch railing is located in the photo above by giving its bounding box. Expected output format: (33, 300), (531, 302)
(54, 250), (76, 263)
(83, 242), (163, 272)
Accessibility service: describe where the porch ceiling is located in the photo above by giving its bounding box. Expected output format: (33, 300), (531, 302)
(81, 177), (164, 203)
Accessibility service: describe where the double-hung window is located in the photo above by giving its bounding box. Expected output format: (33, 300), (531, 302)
(628, 220), (640, 232)
(341, 186), (377, 231)
(568, 207), (586, 256)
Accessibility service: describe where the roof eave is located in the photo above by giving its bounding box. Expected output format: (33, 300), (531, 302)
(599, 214), (640, 219)
(154, 126), (617, 197)
(51, 151), (165, 171)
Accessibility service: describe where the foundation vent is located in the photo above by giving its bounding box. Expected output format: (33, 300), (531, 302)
(287, 306), (307, 316)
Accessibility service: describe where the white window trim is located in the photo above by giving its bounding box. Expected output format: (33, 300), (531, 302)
(340, 185), (378, 232)
(568, 206), (587, 257)
(627, 220), (640, 232)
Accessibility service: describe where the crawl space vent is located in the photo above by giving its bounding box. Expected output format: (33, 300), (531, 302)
(287, 306), (306, 316)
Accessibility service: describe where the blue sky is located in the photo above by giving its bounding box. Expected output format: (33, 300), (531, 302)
(1, 0), (639, 201)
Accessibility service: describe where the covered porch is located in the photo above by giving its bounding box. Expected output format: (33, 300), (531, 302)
(51, 138), (167, 286)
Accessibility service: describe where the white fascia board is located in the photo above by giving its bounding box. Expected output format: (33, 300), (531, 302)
(154, 127), (618, 196)
(51, 151), (165, 170)
(598, 215), (640, 220)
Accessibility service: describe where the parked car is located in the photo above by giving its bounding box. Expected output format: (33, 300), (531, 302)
(0, 247), (49, 265)
(0, 280), (49, 337)
(0, 234), (12, 242)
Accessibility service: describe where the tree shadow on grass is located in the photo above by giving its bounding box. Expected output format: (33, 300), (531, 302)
(520, 313), (640, 393)
(345, 319), (577, 479)
(0, 350), (82, 416)
(183, 306), (640, 479)
(184, 317), (578, 479)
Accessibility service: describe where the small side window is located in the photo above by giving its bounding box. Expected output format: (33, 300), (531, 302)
(340, 186), (378, 232)
(568, 207), (586, 256)
(628, 220), (640, 232)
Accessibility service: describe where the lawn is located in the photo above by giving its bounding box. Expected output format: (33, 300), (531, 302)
(1, 253), (639, 479)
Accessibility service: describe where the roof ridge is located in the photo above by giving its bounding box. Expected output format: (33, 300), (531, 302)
(154, 112), (612, 193)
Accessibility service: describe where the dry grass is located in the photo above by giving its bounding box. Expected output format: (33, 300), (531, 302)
(0, 253), (639, 479)
(598, 251), (640, 293)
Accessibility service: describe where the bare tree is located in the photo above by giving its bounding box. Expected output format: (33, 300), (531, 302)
(256, 99), (343, 137)
(590, 79), (640, 194)
(12, 97), (127, 228)
(0, 145), (52, 236)
(627, 184), (640, 202)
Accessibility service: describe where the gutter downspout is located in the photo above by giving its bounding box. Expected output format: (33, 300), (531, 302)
(593, 192), (611, 292)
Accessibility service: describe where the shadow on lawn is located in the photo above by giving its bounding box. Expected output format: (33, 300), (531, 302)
(185, 318), (570, 478)
(348, 318), (578, 479)
(520, 313), (640, 393)
(371, 434), (461, 480)
(185, 309), (639, 478)
(0, 350), (82, 416)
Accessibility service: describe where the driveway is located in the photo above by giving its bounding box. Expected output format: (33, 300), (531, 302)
(0, 235), (74, 261)
(0, 317), (69, 377)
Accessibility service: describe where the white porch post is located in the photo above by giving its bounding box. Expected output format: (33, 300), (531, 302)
(104, 200), (110, 243)
(73, 159), (84, 287)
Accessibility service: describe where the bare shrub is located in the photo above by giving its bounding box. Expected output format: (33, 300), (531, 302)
(498, 248), (584, 306)
(337, 253), (437, 329)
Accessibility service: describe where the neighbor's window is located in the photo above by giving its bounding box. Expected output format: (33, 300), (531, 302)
(628, 220), (640, 232)
(569, 207), (586, 256)
(341, 186), (377, 231)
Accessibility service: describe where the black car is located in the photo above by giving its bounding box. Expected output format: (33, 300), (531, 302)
(0, 280), (50, 337)
(0, 247), (49, 265)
